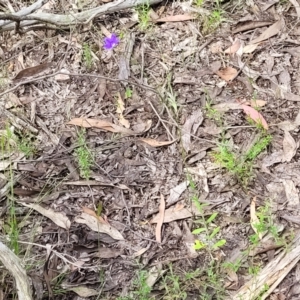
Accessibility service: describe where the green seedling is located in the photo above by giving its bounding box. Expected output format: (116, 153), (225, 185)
(74, 128), (94, 179)
(83, 43), (93, 70)
(213, 134), (272, 185)
(193, 0), (204, 6)
(162, 264), (187, 300)
(192, 211), (226, 251)
(117, 269), (153, 300)
(17, 135), (36, 158)
(136, 2), (151, 31)
(205, 100), (222, 126)
(125, 87), (133, 99)
(201, 0), (226, 33)
(165, 74), (179, 116)
(0, 126), (20, 254)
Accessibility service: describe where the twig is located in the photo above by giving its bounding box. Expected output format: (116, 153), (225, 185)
(0, 242), (32, 300)
(0, 0), (163, 32)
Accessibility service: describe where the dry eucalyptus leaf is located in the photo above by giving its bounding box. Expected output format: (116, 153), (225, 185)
(282, 130), (298, 162)
(14, 62), (53, 81)
(216, 67), (238, 82)
(282, 179), (299, 207)
(62, 284), (98, 297)
(224, 39), (241, 54)
(250, 20), (282, 44)
(155, 194), (165, 243)
(67, 118), (134, 134)
(243, 43), (259, 53)
(155, 14), (195, 22)
(22, 203), (71, 230)
(139, 138), (176, 147)
(74, 212), (124, 240)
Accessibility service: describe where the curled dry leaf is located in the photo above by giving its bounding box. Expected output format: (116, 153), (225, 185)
(67, 118), (135, 134)
(216, 67), (238, 82)
(241, 104), (268, 130)
(250, 197), (264, 240)
(116, 92), (130, 128)
(14, 62), (53, 81)
(282, 179), (300, 207)
(74, 212), (124, 240)
(61, 284), (98, 297)
(224, 39), (241, 54)
(250, 20), (282, 44)
(139, 138), (176, 147)
(282, 130), (298, 162)
(155, 194), (165, 243)
(243, 43), (259, 54)
(151, 205), (190, 224)
(22, 203), (71, 230)
(81, 206), (106, 224)
(250, 100), (267, 107)
(155, 14), (195, 22)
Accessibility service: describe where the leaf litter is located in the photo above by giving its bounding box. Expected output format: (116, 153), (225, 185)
(2, 0), (300, 299)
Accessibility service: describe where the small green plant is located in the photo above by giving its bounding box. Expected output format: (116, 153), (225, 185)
(205, 99), (222, 126)
(213, 134), (272, 185)
(136, 2), (151, 31)
(83, 43), (93, 70)
(192, 204), (226, 251)
(162, 264), (187, 300)
(193, 0), (204, 6)
(165, 74), (179, 116)
(74, 129), (94, 179)
(0, 126), (20, 254)
(117, 269), (153, 300)
(202, 0), (226, 33)
(125, 87), (133, 99)
(17, 135), (36, 158)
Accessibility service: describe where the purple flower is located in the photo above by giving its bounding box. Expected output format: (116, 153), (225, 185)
(103, 34), (119, 50)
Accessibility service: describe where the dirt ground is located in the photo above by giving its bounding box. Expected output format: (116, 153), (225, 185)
(1, 0), (300, 299)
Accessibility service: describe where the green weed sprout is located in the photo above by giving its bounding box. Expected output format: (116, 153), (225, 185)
(213, 134), (272, 185)
(83, 43), (93, 69)
(74, 128), (94, 179)
(136, 2), (151, 31)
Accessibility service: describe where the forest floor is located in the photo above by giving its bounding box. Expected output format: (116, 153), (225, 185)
(1, 0), (300, 299)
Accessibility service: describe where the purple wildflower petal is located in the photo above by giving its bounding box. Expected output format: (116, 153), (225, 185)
(103, 34), (120, 50)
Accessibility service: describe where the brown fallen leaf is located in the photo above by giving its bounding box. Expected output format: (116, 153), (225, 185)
(282, 179), (299, 207)
(216, 67), (238, 82)
(155, 14), (196, 22)
(67, 118), (135, 134)
(250, 100), (267, 107)
(155, 194), (165, 243)
(116, 92), (130, 128)
(14, 62), (53, 81)
(182, 109), (204, 152)
(250, 197), (264, 240)
(92, 247), (122, 258)
(224, 39), (241, 54)
(139, 138), (176, 147)
(241, 104), (268, 130)
(98, 77), (106, 100)
(81, 206), (106, 224)
(151, 205), (187, 224)
(243, 43), (259, 54)
(212, 102), (242, 112)
(61, 284), (98, 297)
(250, 20), (282, 44)
(282, 130), (298, 162)
(233, 21), (273, 34)
(74, 212), (124, 240)
(22, 203), (71, 230)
